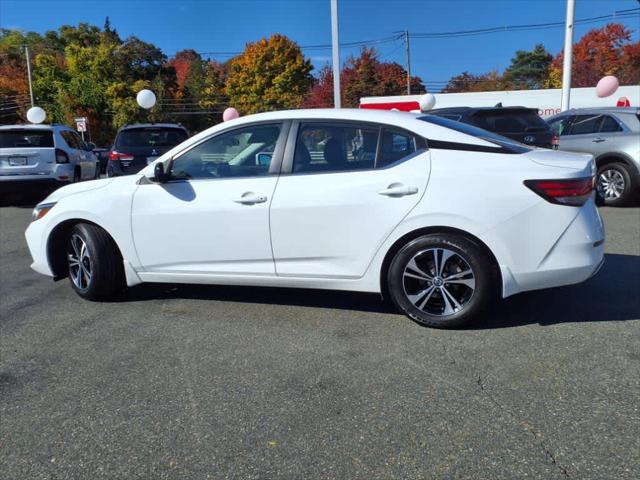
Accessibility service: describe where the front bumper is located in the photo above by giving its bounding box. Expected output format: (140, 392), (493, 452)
(25, 216), (54, 277)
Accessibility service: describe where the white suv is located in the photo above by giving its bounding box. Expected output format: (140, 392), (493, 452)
(0, 124), (99, 196)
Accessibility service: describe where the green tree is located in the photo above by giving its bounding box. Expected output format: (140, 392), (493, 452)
(504, 44), (552, 89)
(226, 34), (313, 114)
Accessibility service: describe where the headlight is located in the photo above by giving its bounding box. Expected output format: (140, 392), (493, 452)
(32, 202), (56, 221)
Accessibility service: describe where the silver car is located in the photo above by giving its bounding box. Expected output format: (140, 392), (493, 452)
(547, 107), (640, 206)
(0, 124), (99, 200)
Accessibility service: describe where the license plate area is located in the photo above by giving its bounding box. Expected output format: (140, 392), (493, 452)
(9, 157), (27, 166)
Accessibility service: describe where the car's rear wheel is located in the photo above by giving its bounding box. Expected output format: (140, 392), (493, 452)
(73, 167), (81, 183)
(67, 223), (125, 300)
(596, 162), (633, 207)
(387, 234), (498, 328)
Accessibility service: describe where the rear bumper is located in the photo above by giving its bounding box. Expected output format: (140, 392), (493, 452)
(501, 198), (605, 297)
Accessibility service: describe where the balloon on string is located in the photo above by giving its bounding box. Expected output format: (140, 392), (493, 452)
(419, 93), (436, 111)
(223, 107), (240, 122)
(26, 106), (46, 124)
(595, 76), (619, 98)
(136, 89), (157, 109)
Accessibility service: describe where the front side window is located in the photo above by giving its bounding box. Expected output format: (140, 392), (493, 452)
(171, 123), (281, 179)
(294, 123), (378, 173)
(567, 115), (603, 135)
(548, 116), (571, 136)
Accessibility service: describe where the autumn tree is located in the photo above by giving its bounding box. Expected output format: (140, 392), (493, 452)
(441, 70), (507, 93)
(548, 23), (640, 88)
(226, 34), (313, 114)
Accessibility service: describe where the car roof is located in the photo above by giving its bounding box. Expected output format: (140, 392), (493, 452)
(429, 106), (536, 114)
(119, 123), (187, 131)
(553, 107), (640, 115)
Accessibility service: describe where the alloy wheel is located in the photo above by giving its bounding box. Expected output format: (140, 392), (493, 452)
(597, 169), (625, 199)
(68, 233), (92, 290)
(402, 248), (476, 316)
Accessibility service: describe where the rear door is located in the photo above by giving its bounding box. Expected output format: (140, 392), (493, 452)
(270, 121), (430, 278)
(0, 128), (55, 177)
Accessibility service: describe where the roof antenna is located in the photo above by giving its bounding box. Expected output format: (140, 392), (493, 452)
(494, 102), (503, 108)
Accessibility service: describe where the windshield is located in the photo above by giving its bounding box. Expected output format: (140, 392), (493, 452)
(0, 129), (54, 148)
(116, 128), (188, 148)
(418, 115), (531, 153)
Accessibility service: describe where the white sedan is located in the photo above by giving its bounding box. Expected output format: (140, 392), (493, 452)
(25, 109), (604, 328)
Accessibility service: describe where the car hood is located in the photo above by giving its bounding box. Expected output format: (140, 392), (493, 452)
(42, 178), (115, 204)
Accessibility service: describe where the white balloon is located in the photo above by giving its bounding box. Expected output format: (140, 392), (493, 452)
(419, 93), (436, 111)
(136, 89), (156, 109)
(26, 106), (46, 124)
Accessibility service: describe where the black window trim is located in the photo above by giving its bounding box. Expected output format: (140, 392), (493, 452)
(162, 120), (291, 183)
(280, 119), (427, 176)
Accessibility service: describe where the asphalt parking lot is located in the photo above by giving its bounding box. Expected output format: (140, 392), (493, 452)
(1, 201), (639, 480)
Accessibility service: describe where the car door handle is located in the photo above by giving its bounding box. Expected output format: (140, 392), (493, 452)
(233, 192), (267, 205)
(378, 184), (419, 197)
(592, 138), (606, 143)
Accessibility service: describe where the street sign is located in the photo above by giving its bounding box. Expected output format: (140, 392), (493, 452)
(74, 117), (87, 132)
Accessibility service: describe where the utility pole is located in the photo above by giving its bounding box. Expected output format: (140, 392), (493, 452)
(330, 0), (341, 108)
(560, 0), (575, 111)
(404, 30), (411, 95)
(24, 45), (34, 108)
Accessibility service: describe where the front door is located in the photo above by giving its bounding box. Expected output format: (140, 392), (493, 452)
(270, 121), (430, 278)
(131, 122), (286, 275)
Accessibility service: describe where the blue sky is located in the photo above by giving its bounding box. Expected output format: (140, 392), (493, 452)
(1, 0), (639, 90)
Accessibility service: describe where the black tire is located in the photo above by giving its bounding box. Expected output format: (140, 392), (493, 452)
(73, 167), (81, 183)
(387, 234), (499, 328)
(106, 164), (116, 178)
(596, 162), (633, 207)
(66, 223), (125, 300)
(93, 163), (101, 179)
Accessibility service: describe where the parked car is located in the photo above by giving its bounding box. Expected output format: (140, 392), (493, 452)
(25, 109), (604, 329)
(546, 107), (640, 206)
(107, 123), (189, 176)
(428, 106), (556, 149)
(0, 124), (99, 198)
(92, 147), (110, 174)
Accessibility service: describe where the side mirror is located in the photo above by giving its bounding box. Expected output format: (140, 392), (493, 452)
(154, 162), (169, 183)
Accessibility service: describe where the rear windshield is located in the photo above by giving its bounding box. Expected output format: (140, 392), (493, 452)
(0, 129), (54, 148)
(473, 110), (548, 133)
(418, 115), (531, 153)
(116, 128), (188, 148)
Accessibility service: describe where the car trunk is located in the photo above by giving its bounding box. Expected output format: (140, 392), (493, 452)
(0, 129), (56, 177)
(526, 148), (594, 174)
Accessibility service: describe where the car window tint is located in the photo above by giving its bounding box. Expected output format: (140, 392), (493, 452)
(567, 115), (602, 135)
(0, 130), (53, 148)
(117, 128), (188, 148)
(378, 129), (416, 166)
(599, 115), (622, 133)
(474, 110), (548, 133)
(61, 131), (80, 149)
(171, 123), (281, 179)
(548, 116), (571, 136)
(294, 123), (378, 174)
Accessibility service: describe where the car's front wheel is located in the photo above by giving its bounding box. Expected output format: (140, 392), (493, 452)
(387, 234), (498, 328)
(596, 162), (634, 206)
(67, 223), (125, 300)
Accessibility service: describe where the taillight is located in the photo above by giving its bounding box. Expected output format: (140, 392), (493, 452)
(109, 150), (134, 162)
(524, 177), (594, 206)
(55, 148), (69, 164)
(551, 135), (560, 150)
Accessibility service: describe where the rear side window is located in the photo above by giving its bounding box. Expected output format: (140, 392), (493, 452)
(0, 130), (54, 148)
(117, 128), (188, 148)
(294, 123), (379, 173)
(61, 131), (81, 149)
(379, 129), (416, 166)
(473, 110), (548, 133)
(599, 115), (622, 133)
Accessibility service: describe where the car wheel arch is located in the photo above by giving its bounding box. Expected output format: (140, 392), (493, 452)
(595, 153), (639, 176)
(47, 219), (124, 281)
(378, 225), (502, 299)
